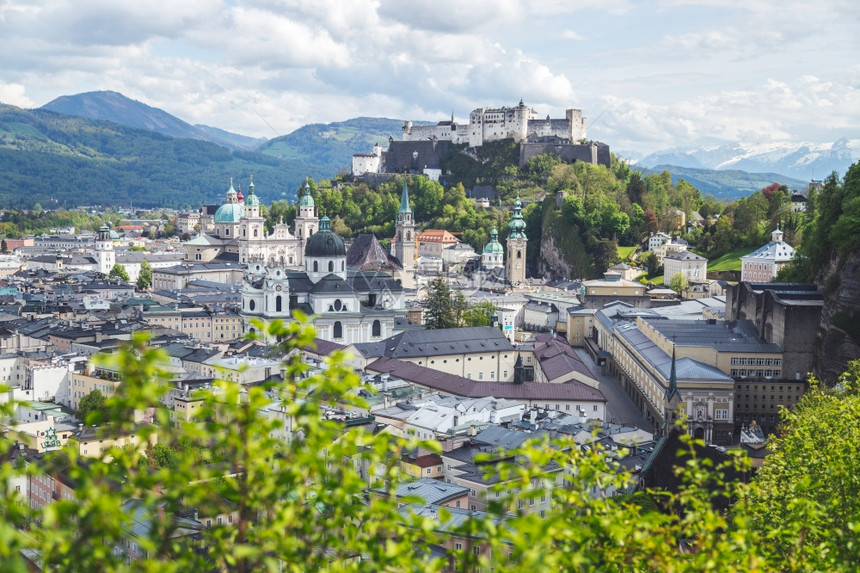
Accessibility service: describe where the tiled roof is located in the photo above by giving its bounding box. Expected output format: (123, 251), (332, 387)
(367, 357), (606, 403)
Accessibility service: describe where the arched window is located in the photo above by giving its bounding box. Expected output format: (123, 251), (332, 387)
(253, 228), (258, 237)
(249, 300), (256, 311)
(328, 261), (334, 272)
(333, 321), (343, 339)
(313, 261), (318, 272)
(517, 250), (522, 259)
(372, 320), (381, 337)
(341, 261), (344, 271)
(275, 295), (282, 312)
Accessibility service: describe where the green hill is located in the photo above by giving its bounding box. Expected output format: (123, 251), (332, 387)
(259, 117), (428, 173)
(643, 164), (807, 200)
(0, 104), (324, 209)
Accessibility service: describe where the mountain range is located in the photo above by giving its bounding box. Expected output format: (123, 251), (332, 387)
(0, 90), (856, 208)
(632, 139), (860, 182)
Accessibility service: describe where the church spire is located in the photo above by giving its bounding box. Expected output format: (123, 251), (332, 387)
(399, 180), (412, 215)
(666, 340), (679, 402)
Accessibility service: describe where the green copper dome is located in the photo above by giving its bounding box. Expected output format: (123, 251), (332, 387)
(299, 181), (315, 208)
(507, 197), (527, 239)
(214, 180), (245, 223)
(304, 216), (345, 258)
(483, 227), (504, 254)
(245, 180), (261, 207)
(214, 203), (245, 223)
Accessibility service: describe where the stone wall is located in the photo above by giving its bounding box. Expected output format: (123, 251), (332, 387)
(815, 251), (860, 383)
(519, 142), (610, 168)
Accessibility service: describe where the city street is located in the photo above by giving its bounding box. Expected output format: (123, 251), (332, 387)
(574, 348), (650, 429)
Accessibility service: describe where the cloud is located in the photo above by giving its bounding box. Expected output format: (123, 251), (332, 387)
(0, 83), (34, 108)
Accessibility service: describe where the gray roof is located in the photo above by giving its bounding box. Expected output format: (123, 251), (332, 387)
(664, 250), (706, 261)
(643, 318), (781, 353)
(383, 478), (469, 505)
(353, 326), (514, 360)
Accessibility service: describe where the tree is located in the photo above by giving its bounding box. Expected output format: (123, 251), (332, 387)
(452, 289), (469, 327)
(108, 263), (129, 283)
(0, 239), (7, 253)
(4, 320), (860, 570)
(424, 276), (454, 329)
(137, 259), (152, 290)
(669, 272), (687, 294)
(77, 389), (105, 425)
(463, 301), (496, 327)
(745, 362), (860, 569)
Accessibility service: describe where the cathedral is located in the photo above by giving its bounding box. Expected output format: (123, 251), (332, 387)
(183, 178), (317, 267)
(238, 181), (416, 345)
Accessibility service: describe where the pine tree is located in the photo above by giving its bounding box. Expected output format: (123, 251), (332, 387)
(424, 276), (454, 329)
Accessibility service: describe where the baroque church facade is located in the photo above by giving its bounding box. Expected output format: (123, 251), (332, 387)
(237, 181), (420, 345)
(183, 179), (318, 267)
(240, 215), (407, 345)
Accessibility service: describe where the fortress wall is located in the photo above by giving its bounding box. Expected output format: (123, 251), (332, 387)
(519, 142), (611, 168)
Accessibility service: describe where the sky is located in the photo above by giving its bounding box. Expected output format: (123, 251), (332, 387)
(1, 0), (858, 156)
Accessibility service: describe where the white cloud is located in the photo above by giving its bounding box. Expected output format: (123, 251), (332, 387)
(0, 83), (34, 108)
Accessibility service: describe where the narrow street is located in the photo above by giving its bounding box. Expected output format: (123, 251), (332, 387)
(574, 348), (650, 429)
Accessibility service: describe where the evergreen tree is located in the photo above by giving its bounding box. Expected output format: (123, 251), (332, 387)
(0, 239), (7, 253)
(452, 289), (469, 327)
(424, 276), (454, 329)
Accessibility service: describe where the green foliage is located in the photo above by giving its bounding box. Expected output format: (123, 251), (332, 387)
(745, 363), (860, 569)
(463, 301), (496, 327)
(136, 260), (152, 290)
(669, 272), (688, 293)
(424, 276), (455, 329)
(77, 388), (106, 425)
(780, 162), (860, 281)
(108, 263), (129, 283)
(3, 324), (860, 569)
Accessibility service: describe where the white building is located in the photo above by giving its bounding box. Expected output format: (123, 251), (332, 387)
(740, 227), (796, 283)
(400, 101), (586, 148)
(241, 216), (406, 345)
(647, 232), (672, 252)
(663, 250), (708, 286)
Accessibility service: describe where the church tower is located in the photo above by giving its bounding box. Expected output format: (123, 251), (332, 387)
(394, 180), (415, 274)
(506, 197), (528, 285)
(294, 180), (318, 266)
(95, 224), (115, 275)
(239, 177), (267, 264)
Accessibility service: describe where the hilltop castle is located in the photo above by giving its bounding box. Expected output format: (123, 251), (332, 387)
(352, 101), (608, 178)
(401, 100), (586, 147)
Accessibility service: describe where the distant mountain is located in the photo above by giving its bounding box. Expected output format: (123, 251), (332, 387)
(41, 91), (261, 151)
(641, 165), (808, 200)
(0, 104), (325, 209)
(194, 124), (268, 150)
(636, 139), (860, 181)
(259, 117), (431, 173)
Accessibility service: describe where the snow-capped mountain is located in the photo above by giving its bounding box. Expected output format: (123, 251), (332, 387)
(633, 138), (860, 181)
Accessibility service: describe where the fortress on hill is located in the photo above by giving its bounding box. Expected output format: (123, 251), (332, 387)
(353, 101), (609, 179)
(401, 100), (586, 147)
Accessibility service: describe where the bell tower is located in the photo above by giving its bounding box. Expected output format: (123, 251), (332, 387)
(505, 197), (528, 285)
(394, 180), (415, 275)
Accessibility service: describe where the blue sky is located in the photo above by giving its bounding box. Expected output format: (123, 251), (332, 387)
(0, 0), (857, 155)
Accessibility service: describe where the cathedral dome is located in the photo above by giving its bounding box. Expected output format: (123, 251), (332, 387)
(214, 202), (245, 223)
(214, 180), (245, 223)
(305, 216), (345, 258)
(482, 228), (504, 255)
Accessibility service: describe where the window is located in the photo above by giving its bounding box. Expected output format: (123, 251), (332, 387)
(455, 543), (462, 550)
(333, 321), (343, 339)
(275, 295), (282, 313)
(248, 300), (255, 311)
(372, 320), (381, 337)
(313, 261), (318, 272)
(328, 261), (334, 272)
(426, 468), (432, 474)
